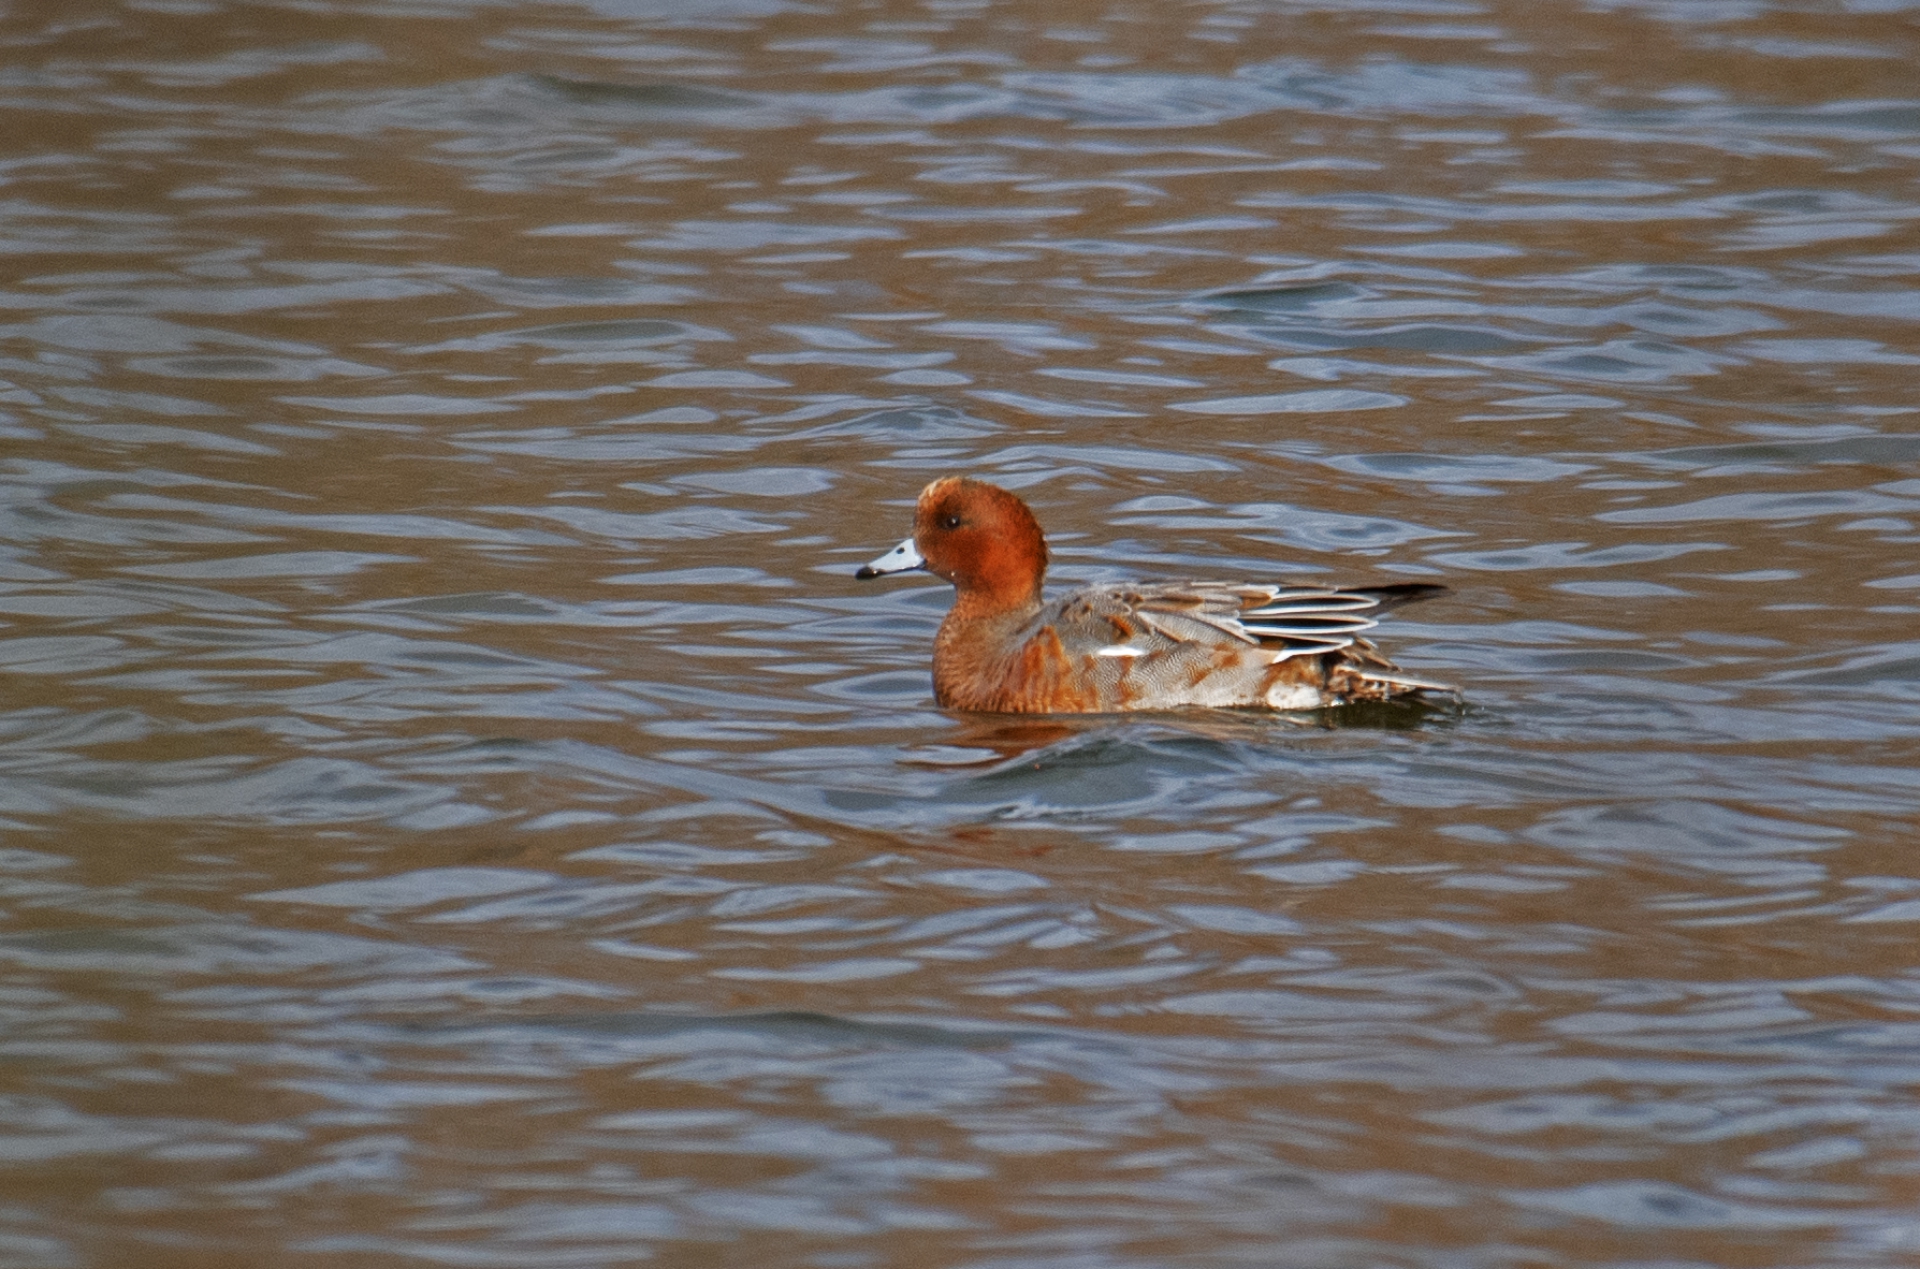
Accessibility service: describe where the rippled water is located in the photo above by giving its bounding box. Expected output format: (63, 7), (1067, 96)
(4, 0), (1920, 1264)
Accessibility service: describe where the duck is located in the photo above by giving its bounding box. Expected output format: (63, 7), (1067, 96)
(855, 476), (1453, 713)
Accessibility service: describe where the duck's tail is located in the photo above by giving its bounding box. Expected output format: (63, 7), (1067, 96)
(1330, 638), (1459, 702)
(1344, 582), (1448, 613)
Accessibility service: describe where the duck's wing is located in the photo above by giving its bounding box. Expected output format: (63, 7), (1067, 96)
(1091, 581), (1445, 661)
(1234, 581), (1446, 657)
(1028, 581), (1451, 709)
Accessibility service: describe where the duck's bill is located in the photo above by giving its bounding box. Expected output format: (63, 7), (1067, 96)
(855, 538), (925, 579)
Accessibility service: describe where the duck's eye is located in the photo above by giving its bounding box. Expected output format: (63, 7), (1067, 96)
(940, 513), (964, 531)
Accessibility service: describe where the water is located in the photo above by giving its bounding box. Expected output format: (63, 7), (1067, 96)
(3, 0), (1920, 1264)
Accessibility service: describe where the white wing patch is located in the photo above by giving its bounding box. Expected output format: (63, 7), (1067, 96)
(1095, 645), (1148, 658)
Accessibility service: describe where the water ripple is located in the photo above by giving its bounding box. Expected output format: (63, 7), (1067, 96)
(2, 0), (1919, 1264)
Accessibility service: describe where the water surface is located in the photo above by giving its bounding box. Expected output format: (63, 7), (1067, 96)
(3, 0), (1920, 1265)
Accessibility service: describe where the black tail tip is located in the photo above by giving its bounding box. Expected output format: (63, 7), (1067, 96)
(1368, 582), (1448, 610)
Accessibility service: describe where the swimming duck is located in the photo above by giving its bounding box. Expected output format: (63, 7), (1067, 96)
(856, 476), (1452, 713)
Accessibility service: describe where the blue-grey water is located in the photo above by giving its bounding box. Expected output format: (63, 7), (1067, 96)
(3, 1), (1920, 1265)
